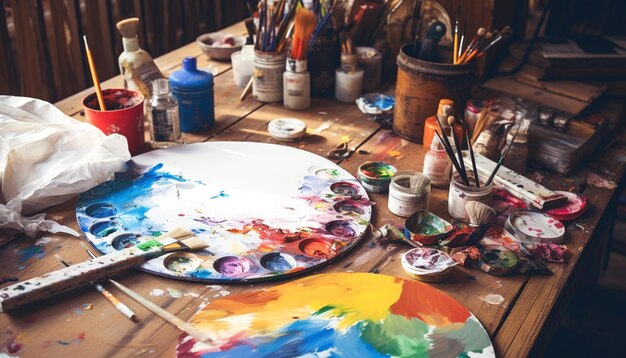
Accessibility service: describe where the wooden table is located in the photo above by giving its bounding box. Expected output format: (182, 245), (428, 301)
(2, 21), (626, 357)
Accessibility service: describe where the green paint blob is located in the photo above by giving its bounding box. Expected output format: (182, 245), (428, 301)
(136, 239), (163, 251)
(360, 314), (431, 357)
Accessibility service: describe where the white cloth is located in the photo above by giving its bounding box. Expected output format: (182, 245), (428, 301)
(0, 96), (131, 237)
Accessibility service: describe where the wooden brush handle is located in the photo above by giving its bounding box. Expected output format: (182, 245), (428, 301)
(0, 249), (152, 312)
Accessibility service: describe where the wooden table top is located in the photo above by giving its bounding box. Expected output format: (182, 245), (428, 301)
(2, 21), (626, 358)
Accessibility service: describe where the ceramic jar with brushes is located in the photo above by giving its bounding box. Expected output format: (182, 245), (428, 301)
(388, 171), (431, 217)
(448, 172), (493, 222)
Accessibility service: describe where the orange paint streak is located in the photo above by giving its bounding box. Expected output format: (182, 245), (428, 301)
(389, 280), (470, 325)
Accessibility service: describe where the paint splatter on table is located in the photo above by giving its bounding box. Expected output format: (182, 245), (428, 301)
(76, 142), (372, 283)
(176, 272), (494, 357)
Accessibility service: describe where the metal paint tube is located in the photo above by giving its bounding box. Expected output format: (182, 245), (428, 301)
(388, 171), (431, 217)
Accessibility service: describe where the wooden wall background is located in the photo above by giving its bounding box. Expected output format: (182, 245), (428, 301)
(0, 0), (247, 103)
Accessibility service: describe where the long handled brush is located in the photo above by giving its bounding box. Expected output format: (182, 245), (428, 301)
(0, 227), (206, 312)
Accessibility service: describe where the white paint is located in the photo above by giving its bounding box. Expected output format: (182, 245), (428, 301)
(479, 294), (505, 305)
(167, 288), (182, 298)
(34, 236), (57, 245)
(149, 288), (164, 297)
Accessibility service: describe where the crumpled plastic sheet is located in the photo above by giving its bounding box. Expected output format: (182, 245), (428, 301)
(0, 96), (130, 237)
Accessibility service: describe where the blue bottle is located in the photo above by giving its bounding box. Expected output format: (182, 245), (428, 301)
(168, 57), (214, 132)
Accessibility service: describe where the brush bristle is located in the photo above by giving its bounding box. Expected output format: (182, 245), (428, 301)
(477, 28), (486, 36)
(501, 26), (512, 37)
(465, 201), (496, 227)
(447, 115), (456, 126)
(179, 236), (209, 250)
(157, 227), (195, 241)
(116, 17), (140, 38)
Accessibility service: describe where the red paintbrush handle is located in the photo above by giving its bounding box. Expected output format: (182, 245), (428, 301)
(0, 249), (152, 312)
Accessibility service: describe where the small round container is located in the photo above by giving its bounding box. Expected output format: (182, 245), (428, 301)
(448, 173), (493, 222)
(283, 58), (311, 110)
(388, 171), (431, 217)
(403, 210), (454, 246)
(478, 245), (519, 276)
(401, 247), (457, 282)
(544, 191), (587, 221)
(505, 209), (565, 244)
(231, 46), (254, 87)
(268, 118), (307, 141)
(357, 161), (397, 193)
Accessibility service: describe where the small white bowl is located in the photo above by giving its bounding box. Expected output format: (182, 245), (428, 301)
(196, 32), (245, 61)
(268, 118), (307, 141)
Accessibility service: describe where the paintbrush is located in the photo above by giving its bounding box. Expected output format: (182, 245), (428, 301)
(447, 115), (468, 184)
(463, 31), (493, 63)
(463, 118), (480, 187)
(83, 35), (106, 111)
(458, 22), (466, 60)
(435, 130), (467, 186)
(458, 27), (486, 63)
(55, 253), (137, 322)
(291, 7), (317, 60)
(0, 227), (206, 312)
(453, 6), (460, 64)
(109, 279), (213, 343)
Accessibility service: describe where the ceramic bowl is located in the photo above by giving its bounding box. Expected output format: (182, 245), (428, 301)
(196, 32), (245, 61)
(403, 210), (454, 246)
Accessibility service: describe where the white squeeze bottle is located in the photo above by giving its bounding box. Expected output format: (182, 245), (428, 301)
(423, 135), (452, 187)
(116, 17), (164, 97)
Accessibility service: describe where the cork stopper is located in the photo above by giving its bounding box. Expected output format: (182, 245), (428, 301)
(116, 17), (140, 38)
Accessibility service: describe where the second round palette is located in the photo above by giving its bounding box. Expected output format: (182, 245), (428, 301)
(76, 142), (372, 282)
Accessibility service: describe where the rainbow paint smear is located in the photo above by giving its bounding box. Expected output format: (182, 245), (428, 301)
(76, 142), (372, 282)
(176, 272), (494, 357)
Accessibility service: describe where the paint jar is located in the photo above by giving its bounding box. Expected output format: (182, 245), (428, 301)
(423, 136), (452, 188)
(169, 57), (214, 132)
(357, 161), (397, 193)
(283, 58), (310, 110)
(335, 53), (364, 103)
(231, 45), (254, 87)
(448, 173), (493, 222)
(356, 46), (382, 93)
(253, 50), (286, 103)
(464, 99), (494, 136)
(393, 44), (475, 143)
(388, 171), (431, 217)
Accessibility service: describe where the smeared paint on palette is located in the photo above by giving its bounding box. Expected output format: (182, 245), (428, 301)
(176, 272), (495, 357)
(76, 142), (371, 282)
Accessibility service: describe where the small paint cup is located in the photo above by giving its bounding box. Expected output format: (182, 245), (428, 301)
(448, 172), (493, 222)
(505, 209), (565, 244)
(268, 118), (307, 141)
(357, 161), (397, 193)
(388, 170), (431, 217)
(83, 89), (145, 155)
(400, 247), (457, 282)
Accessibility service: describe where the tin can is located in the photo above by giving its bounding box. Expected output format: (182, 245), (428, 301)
(253, 51), (286, 103)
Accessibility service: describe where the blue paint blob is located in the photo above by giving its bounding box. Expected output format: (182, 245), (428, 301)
(189, 268), (213, 279)
(18, 245), (45, 262)
(260, 253), (296, 272)
(89, 220), (119, 238)
(84, 203), (116, 218)
(210, 190), (229, 200)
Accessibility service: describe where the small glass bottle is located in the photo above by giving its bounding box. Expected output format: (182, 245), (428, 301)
(423, 135), (452, 187)
(148, 78), (181, 148)
(502, 120), (530, 174)
(335, 53), (364, 103)
(283, 58), (310, 110)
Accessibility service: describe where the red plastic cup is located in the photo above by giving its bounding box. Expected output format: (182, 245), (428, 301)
(83, 89), (145, 155)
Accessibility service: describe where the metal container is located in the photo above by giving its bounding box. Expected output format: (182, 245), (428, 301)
(253, 50), (286, 103)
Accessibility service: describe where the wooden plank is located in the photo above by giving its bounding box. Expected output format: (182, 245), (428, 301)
(11, 0), (54, 100)
(0, 0), (19, 94)
(481, 76), (590, 116)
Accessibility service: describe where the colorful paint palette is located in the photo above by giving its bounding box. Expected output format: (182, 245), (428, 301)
(176, 272), (495, 357)
(505, 209), (565, 244)
(544, 190), (587, 221)
(76, 142), (372, 282)
(479, 245), (519, 276)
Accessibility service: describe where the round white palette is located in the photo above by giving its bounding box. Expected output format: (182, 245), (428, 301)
(76, 142), (372, 282)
